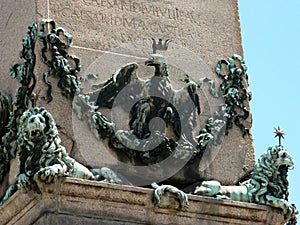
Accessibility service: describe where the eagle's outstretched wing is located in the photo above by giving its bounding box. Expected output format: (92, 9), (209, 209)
(92, 62), (141, 109)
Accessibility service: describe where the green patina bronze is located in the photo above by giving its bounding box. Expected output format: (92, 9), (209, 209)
(75, 49), (203, 165)
(199, 54), (252, 136)
(196, 117), (226, 156)
(72, 40), (253, 167)
(0, 91), (13, 183)
(0, 20), (83, 188)
(216, 54), (252, 136)
(152, 182), (188, 209)
(0, 21), (297, 225)
(0, 107), (126, 206)
(0, 22), (38, 185)
(154, 144), (298, 223)
(39, 19), (81, 102)
(74, 46), (251, 166)
(9, 22), (37, 110)
(0, 20), (123, 206)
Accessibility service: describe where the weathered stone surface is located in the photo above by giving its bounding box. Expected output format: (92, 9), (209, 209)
(0, 178), (287, 225)
(48, 0), (243, 68)
(0, 0), (37, 198)
(0, 0), (254, 188)
(47, 0), (254, 185)
(0, 0), (36, 94)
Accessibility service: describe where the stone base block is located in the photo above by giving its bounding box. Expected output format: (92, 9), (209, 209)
(0, 178), (285, 225)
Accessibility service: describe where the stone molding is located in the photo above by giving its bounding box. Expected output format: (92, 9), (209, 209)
(1, 178), (285, 225)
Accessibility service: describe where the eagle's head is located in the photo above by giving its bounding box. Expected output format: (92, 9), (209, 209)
(145, 54), (166, 67)
(145, 54), (168, 77)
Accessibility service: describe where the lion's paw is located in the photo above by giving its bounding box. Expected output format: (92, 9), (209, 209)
(38, 166), (60, 184)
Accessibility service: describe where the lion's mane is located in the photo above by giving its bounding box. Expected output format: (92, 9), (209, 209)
(249, 145), (292, 204)
(17, 107), (66, 180)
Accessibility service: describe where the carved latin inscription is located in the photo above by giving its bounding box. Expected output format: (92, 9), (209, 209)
(49, 0), (203, 48)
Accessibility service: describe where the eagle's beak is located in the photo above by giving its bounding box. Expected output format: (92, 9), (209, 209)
(145, 58), (154, 66)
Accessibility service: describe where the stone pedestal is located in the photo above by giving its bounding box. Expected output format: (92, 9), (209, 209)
(0, 178), (286, 225)
(0, 1), (265, 224)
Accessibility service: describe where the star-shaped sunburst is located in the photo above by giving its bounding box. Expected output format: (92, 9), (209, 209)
(274, 126), (285, 146)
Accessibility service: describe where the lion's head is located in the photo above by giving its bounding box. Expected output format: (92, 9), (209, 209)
(250, 145), (294, 203)
(18, 107), (59, 145)
(273, 146), (294, 169)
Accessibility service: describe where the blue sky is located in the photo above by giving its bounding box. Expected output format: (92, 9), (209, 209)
(239, 0), (300, 209)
